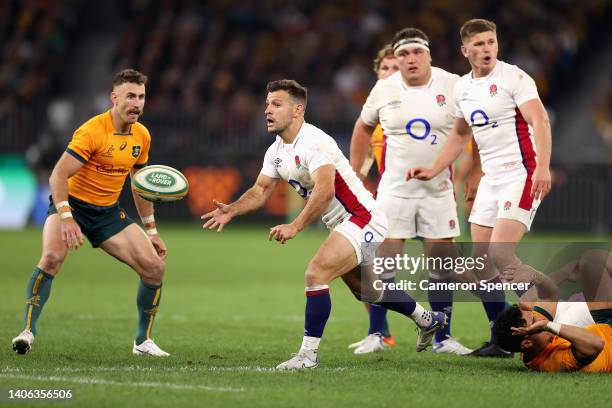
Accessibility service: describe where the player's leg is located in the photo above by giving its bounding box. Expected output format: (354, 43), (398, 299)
(578, 250), (612, 323)
(417, 191), (471, 354)
(348, 238), (404, 353)
(99, 224), (168, 356)
(422, 238), (472, 355)
(350, 193), (415, 352)
(277, 230), (359, 369)
(12, 214), (68, 354)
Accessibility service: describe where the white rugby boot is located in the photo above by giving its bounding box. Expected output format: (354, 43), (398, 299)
(133, 339), (170, 357)
(353, 333), (387, 354)
(12, 330), (34, 355)
(276, 349), (319, 370)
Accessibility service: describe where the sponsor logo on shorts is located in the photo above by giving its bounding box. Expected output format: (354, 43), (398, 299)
(504, 201), (512, 211)
(132, 145), (141, 158)
(119, 211), (126, 220)
(449, 220), (456, 229)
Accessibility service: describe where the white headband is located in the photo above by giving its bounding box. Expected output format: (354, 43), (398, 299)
(393, 37), (430, 55)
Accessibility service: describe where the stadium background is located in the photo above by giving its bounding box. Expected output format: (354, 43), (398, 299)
(1, 1), (611, 407)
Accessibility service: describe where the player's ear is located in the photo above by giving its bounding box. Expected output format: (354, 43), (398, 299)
(520, 338), (532, 350)
(110, 90), (118, 106)
(460, 45), (468, 58)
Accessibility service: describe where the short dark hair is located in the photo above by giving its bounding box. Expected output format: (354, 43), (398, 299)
(112, 69), (147, 88)
(266, 79), (307, 105)
(492, 304), (527, 352)
(460, 19), (497, 43)
(373, 44), (395, 73)
(391, 28), (430, 50)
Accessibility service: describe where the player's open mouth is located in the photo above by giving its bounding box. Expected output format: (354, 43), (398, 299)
(266, 118), (275, 126)
(484, 56), (492, 63)
(408, 66), (418, 73)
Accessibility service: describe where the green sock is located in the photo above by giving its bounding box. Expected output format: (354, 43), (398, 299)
(135, 280), (162, 345)
(22, 267), (54, 336)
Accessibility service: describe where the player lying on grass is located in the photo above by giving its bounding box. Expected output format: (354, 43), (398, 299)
(11, 69), (170, 357)
(494, 250), (612, 372)
(201, 79), (447, 370)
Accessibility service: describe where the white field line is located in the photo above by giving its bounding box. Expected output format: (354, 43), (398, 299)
(2, 365), (347, 374)
(0, 374), (244, 393)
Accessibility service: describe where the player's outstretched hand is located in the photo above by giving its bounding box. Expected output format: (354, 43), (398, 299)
(531, 165), (551, 200)
(149, 234), (168, 260)
(406, 167), (435, 181)
(502, 263), (537, 284)
(511, 319), (548, 336)
(201, 200), (234, 232)
(269, 223), (299, 244)
(60, 217), (84, 250)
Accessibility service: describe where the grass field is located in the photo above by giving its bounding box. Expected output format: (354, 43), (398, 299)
(1, 225), (610, 407)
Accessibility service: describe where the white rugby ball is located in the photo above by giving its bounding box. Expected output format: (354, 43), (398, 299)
(132, 165), (189, 203)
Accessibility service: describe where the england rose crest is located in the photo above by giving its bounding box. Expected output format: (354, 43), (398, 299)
(489, 84), (498, 96)
(436, 94), (446, 106)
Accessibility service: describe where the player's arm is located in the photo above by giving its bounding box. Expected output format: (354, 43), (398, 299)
(49, 152), (86, 250)
(129, 169), (167, 259)
(269, 164), (335, 244)
(201, 174), (279, 232)
(518, 98), (552, 200)
(503, 263), (560, 304)
(464, 138), (483, 203)
(512, 320), (605, 364)
(350, 118), (376, 179)
(407, 117), (472, 180)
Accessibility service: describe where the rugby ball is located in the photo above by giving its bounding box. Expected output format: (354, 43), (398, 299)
(131, 165), (189, 203)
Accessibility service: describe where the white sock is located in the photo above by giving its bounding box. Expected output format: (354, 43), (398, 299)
(300, 336), (321, 352)
(410, 303), (432, 327)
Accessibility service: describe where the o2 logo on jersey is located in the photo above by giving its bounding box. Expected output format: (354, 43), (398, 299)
(405, 118), (438, 145)
(470, 109), (498, 128)
(288, 179), (310, 198)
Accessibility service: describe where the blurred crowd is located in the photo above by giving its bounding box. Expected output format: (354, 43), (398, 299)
(0, 0), (81, 152)
(112, 0), (608, 132)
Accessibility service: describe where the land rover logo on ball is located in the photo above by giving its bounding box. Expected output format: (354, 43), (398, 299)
(146, 172), (176, 188)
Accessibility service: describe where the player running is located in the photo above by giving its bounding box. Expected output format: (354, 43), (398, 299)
(408, 19), (552, 357)
(11, 69), (170, 357)
(201, 79), (447, 370)
(349, 28), (473, 355)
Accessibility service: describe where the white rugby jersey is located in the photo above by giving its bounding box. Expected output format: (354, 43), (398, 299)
(261, 122), (377, 230)
(455, 60), (539, 184)
(361, 67), (458, 198)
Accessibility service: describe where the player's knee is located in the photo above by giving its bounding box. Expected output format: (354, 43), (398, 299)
(304, 260), (331, 287)
(39, 251), (66, 274)
(140, 257), (165, 283)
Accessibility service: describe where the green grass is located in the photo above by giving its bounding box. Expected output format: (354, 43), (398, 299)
(0, 226), (610, 408)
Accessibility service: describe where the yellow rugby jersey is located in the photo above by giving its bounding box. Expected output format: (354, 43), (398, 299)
(524, 324), (612, 373)
(370, 124), (385, 171)
(66, 111), (150, 206)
